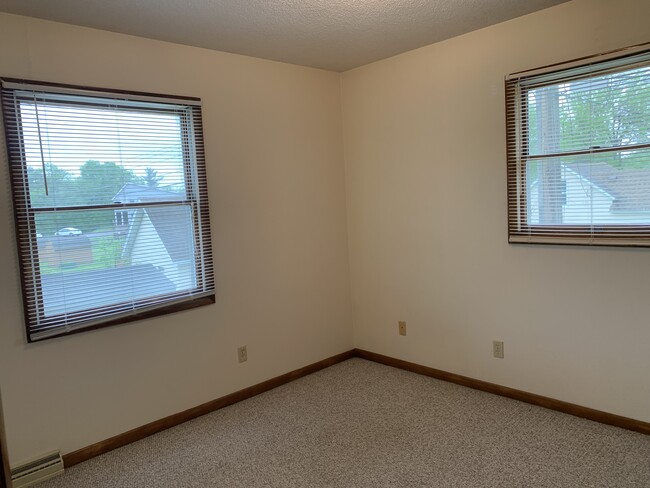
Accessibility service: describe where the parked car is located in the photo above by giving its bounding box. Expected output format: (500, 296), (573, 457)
(55, 227), (82, 236)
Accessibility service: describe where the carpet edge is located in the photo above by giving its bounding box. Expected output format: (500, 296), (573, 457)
(354, 348), (650, 436)
(63, 347), (649, 469)
(62, 349), (356, 467)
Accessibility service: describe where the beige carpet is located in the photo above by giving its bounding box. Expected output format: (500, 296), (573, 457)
(39, 358), (650, 487)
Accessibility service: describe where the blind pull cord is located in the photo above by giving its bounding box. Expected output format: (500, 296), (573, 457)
(33, 99), (49, 196)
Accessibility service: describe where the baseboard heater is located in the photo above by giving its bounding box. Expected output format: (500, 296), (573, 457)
(11, 451), (64, 487)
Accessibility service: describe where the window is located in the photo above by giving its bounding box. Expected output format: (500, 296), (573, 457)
(506, 45), (650, 246)
(115, 210), (129, 228)
(1, 79), (214, 342)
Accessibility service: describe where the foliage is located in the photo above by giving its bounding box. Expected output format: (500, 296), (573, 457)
(527, 66), (650, 169)
(78, 160), (137, 205)
(559, 68), (649, 169)
(30, 160), (139, 235)
(525, 65), (649, 225)
(28, 164), (76, 208)
(143, 167), (164, 188)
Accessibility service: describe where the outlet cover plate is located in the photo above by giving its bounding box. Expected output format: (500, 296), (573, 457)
(493, 341), (504, 359)
(398, 321), (407, 336)
(237, 345), (248, 363)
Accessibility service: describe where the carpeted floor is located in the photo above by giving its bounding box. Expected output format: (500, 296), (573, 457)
(39, 358), (650, 487)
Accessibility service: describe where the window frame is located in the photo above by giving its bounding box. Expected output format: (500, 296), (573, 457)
(1, 78), (215, 342)
(505, 44), (650, 247)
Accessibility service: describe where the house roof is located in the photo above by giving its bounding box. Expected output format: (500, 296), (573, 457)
(112, 183), (185, 203)
(565, 162), (650, 213)
(41, 264), (176, 316)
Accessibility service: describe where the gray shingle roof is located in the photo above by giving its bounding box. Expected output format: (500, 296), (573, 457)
(41, 264), (176, 316)
(112, 183), (185, 203)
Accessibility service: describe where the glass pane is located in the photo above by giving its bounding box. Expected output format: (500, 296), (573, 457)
(35, 206), (196, 316)
(19, 101), (187, 208)
(527, 66), (650, 155)
(526, 149), (650, 225)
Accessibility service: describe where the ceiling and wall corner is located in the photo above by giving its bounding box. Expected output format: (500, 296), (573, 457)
(341, 0), (650, 426)
(0, 12), (353, 465)
(0, 0), (569, 72)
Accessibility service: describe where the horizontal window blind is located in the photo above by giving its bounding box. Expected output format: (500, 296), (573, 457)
(506, 46), (650, 246)
(1, 79), (214, 341)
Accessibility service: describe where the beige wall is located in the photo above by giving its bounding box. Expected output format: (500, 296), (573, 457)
(0, 14), (353, 464)
(342, 0), (650, 424)
(2, 0), (650, 469)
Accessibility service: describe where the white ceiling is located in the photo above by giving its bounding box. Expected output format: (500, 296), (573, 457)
(0, 0), (569, 72)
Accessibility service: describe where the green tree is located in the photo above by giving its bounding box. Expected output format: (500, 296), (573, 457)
(71, 161), (138, 232)
(525, 66), (649, 226)
(28, 164), (80, 235)
(558, 67), (650, 168)
(27, 164), (76, 208)
(78, 160), (137, 205)
(143, 167), (164, 188)
(30, 161), (139, 235)
(529, 66), (650, 169)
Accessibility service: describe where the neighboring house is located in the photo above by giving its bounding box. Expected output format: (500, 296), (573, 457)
(528, 161), (650, 225)
(39, 235), (93, 268)
(113, 184), (195, 292)
(112, 183), (185, 232)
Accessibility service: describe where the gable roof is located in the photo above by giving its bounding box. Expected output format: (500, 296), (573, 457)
(41, 264), (176, 316)
(112, 183), (185, 203)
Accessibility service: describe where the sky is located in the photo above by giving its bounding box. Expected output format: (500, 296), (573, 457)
(20, 100), (187, 188)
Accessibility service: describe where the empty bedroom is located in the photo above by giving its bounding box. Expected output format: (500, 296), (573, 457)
(0, 0), (649, 486)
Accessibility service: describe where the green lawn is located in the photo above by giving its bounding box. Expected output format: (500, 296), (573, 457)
(40, 235), (125, 275)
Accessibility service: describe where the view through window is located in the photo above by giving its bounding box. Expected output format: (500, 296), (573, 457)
(506, 47), (650, 245)
(1, 80), (214, 341)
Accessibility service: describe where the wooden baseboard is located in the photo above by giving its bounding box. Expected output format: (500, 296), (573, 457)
(62, 349), (355, 467)
(62, 346), (649, 469)
(354, 348), (650, 436)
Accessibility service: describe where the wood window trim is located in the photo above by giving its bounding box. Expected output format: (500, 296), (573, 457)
(505, 44), (650, 247)
(1, 78), (215, 342)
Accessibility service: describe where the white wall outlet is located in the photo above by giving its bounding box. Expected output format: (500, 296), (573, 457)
(398, 321), (407, 336)
(237, 345), (248, 363)
(493, 340), (504, 359)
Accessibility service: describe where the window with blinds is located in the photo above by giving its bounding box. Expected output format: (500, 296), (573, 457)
(1, 79), (214, 342)
(506, 45), (650, 246)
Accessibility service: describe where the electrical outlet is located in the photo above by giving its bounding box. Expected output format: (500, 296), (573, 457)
(237, 345), (248, 363)
(398, 321), (407, 336)
(493, 341), (504, 359)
